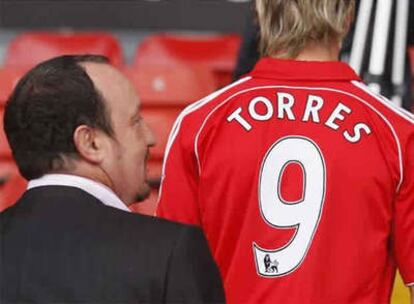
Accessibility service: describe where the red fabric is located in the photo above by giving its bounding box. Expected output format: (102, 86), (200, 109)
(157, 58), (414, 303)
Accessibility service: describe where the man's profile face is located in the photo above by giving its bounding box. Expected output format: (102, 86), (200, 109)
(84, 63), (155, 204)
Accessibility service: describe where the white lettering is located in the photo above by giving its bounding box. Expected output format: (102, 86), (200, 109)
(343, 123), (372, 143)
(227, 107), (252, 131)
(248, 97), (274, 121)
(302, 95), (324, 123)
(226, 93), (372, 144)
(277, 93), (296, 120)
(325, 103), (351, 130)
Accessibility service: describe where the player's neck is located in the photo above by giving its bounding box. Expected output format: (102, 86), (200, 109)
(292, 41), (341, 62)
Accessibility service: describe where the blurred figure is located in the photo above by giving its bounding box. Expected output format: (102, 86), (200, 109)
(234, 0), (414, 111)
(157, 1), (414, 303)
(233, 4), (260, 80)
(0, 55), (225, 303)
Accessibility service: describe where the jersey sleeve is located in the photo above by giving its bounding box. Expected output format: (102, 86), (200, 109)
(156, 117), (202, 226)
(393, 133), (414, 286)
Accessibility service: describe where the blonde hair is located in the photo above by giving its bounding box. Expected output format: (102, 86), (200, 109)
(256, 0), (355, 58)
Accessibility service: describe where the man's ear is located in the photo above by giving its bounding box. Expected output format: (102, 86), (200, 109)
(73, 125), (106, 164)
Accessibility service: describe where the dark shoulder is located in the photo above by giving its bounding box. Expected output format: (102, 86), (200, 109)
(0, 186), (202, 248)
(0, 193), (30, 229)
(107, 207), (202, 242)
(97, 207), (207, 263)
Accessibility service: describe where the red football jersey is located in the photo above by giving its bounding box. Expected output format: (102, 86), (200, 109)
(157, 58), (414, 303)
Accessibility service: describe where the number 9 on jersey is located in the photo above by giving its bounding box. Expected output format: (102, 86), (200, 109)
(253, 136), (326, 277)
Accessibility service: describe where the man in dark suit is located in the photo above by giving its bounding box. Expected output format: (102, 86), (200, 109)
(0, 55), (225, 303)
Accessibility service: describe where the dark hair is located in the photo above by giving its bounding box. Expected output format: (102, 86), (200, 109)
(4, 54), (113, 180)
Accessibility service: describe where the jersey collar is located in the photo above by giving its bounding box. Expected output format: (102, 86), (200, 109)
(250, 57), (361, 82)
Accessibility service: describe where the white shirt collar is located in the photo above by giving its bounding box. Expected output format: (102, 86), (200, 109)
(27, 174), (130, 212)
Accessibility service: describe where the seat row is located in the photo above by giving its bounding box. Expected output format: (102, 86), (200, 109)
(3, 31), (240, 86)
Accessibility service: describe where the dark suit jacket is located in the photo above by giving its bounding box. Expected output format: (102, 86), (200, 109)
(0, 186), (225, 303)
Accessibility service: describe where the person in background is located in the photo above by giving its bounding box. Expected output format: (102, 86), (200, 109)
(234, 0), (414, 111)
(233, 4), (260, 81)
(157, 0), (414, 303)
(0, 55), (225, 304)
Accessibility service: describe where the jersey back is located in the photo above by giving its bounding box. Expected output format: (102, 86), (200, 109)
(157, 59), (414, 304)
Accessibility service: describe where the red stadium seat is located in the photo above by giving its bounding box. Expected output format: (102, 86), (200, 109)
(4, 31), (123, 68)
(141, 107), (181, 160)
(133, 34), (241, 87)
(122, 64), (215, 184)
(123, 64), (217, 106)
(0, 161), (27, 211)
(0, 67), (25, 106)
(0, 108), (12, 159)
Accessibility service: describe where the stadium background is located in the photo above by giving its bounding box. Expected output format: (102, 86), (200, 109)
(0, 0), (412, 302)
